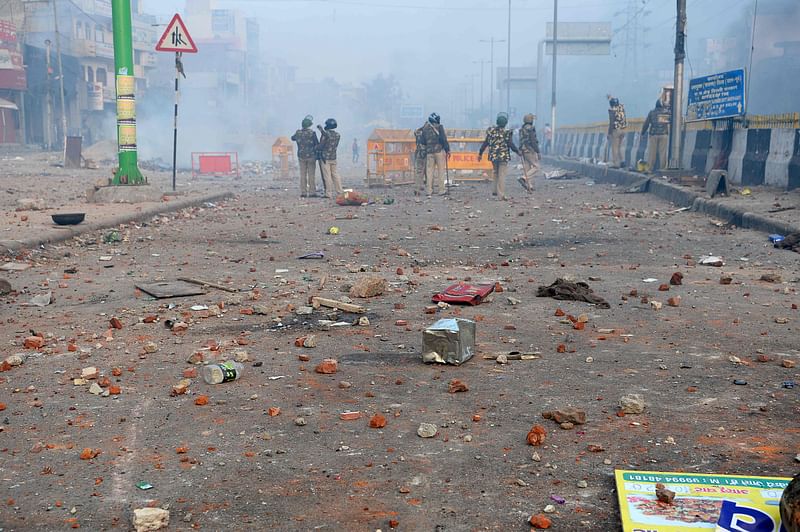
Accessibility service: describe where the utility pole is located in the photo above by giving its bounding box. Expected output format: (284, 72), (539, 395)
(669, 0), (686, 169)
(111, 0), (144, 184)
(52, 0), (67, 153)
(44, 39), (53, 150)
(551, 0), (558, 145)
(480, 37), (505, 122)
(506, 0), (511, 118)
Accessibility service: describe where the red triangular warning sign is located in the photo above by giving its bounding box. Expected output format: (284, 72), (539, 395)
(156, 14), (197, 53)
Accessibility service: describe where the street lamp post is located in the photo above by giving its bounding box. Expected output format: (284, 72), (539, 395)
(480, 37), (505, 122)
(551, 0), (558, 147)
(507, 0), (512, 117)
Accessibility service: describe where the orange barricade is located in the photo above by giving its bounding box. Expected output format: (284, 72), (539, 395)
(365, 128), (492, 187)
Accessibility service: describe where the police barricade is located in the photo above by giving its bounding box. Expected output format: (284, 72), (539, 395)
(445, 128), (493, 182)
(366, 129), (416, 187)
(271, 137), (295, 180)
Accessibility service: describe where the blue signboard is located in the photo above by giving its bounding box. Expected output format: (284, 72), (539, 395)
(686, 68), (746, 121)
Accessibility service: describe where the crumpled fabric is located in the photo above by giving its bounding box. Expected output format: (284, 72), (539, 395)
(536, 279), (610, 309)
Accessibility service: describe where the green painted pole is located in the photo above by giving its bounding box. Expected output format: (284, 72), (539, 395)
(111, 0), (144, 185)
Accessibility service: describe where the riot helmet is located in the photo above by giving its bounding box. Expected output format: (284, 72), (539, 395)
(324, 118), (338, 130)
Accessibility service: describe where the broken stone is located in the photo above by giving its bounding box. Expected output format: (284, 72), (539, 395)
(417, 423), (438, 438)
(81, 366), (99, 380)
(23, 336), (45, 349)
(0, 279), (11, 295)
(496, 354), (508, 365)
(543, 504), (556, 514)
(132, 507), (170, 532)
(526, 424), (546, 446)
(720, 276), (733, 285)
(655, 482), (675, 504)
(294, 417), (306, 426)
(233, 349), (251, 363)
(170, 321), (189, 332)
(302, 335), (317, 348)
(448, 379), (468, 393)
(560, 422), (574, 430)
(760, 273), (782, 283)
(667, 296), (681, 307)
(253, 304), (271, 315)
(531, 452), (541, 462)
(349, 276), (388, 298)
(296, 306), (314, 316)
(358, 316), (370, 326)
(576, 480), (588, 488)
(186, 352), (204, 365)
(171, 379), (191, 396)
(369, 414), (387, 428)
(529, 514), (552, 529)
(88, 382), (103, 395)
(670, 272), (683, 285)
(4, 354), (25, 367)
(143, 342), (158, 354)
(16, 197), (46, 211)
(782, 359), (796, 368)
(314, 358), (338, 374)
(619, 393), (646, 414)
(650, 300), (663, 311)
(507, 297), (521, 306)
(542, 407), (586, 425)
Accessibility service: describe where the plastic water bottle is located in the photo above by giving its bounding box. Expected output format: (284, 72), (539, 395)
(202, 361), (244, 384)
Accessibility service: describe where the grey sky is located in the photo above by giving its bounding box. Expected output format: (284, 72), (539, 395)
(140, 0), (776, 127)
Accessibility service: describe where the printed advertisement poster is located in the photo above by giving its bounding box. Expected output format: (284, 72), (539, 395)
(116, 75), (135, 98)
(615, 470), (791, 532)
(117, 98), (136, 121)
(118, 125), (137, 151)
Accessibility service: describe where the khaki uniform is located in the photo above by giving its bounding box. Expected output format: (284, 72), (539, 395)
(519, 123), (540, 188)
(414, 128), (427, 194)
(419, 122), (450, 195)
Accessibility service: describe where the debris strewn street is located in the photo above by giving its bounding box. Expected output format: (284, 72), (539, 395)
(1, 160), (798, 530)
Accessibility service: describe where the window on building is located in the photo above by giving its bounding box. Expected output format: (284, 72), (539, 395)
(85, 23), (92, 40)
(95, 25), (104, 43)
(76, 21), (82, 39)
(96, 68), (107, 86)
(87, 66), (94, 83)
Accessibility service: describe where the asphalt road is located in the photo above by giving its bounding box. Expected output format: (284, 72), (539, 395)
(1, 169), (798, 531)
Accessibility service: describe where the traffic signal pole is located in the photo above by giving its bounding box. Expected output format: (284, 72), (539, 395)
(111, 0), (144, 185)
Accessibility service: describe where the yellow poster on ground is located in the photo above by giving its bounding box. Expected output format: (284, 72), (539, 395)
(615, 470), (791, 532)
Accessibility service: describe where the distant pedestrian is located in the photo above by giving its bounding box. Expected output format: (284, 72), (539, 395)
(413, 126), (427, 196)
(607, 96), (627, 168)
(518, 113), (540, 193)
(419, 113), (451, 197)
(290, 115), (319, 198)
(543, 123), (552, 154)
(352, 138), (360, 163)
(641, 99), (670, 173)
(478, 113), (520, 201)
(317, 118), (343, 198)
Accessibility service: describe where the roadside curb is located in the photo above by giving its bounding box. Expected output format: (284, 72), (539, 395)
(1, 191), (235, 253)
(543, 157), (800, 237)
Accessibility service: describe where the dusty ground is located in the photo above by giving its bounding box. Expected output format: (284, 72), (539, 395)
(0, 156), (798, 531)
